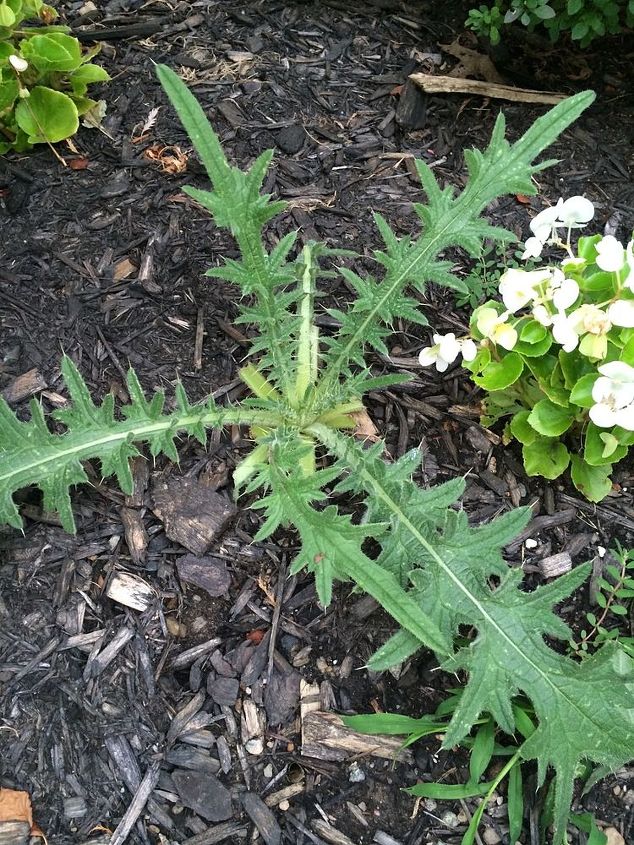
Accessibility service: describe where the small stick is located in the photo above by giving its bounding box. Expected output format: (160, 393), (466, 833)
(194, 307), (205, 370)
(409, 73), (566, 105)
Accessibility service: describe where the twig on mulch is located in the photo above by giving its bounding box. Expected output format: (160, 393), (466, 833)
(409, 73), (566, 104)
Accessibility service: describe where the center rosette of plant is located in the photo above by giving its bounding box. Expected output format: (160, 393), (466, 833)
(419, 198), (634, 501)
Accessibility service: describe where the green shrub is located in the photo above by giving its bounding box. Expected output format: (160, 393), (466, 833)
(419, 203), (634, 502)
(0, 0), (109, 153)
(466, 0), (634, 46)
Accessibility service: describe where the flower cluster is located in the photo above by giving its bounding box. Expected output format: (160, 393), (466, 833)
(418, 197), (634, 501)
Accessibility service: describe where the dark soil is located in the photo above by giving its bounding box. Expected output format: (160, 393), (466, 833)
(1, 2), (633, 844)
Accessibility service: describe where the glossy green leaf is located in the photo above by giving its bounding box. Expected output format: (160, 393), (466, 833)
(473, 352), (524, 390)
(570, 455), (613, 502)
(584, 422), (627, 466)
(522, 437), (570, 479)
(509, 410), (537, 445)
(570, 372), (599, 408)
(14, 85), (78, 143)
(21, 32), (82, 72)
(507, 763), (524, 845)
(469, 719), (495, 783)
(527, 399), (575, 436)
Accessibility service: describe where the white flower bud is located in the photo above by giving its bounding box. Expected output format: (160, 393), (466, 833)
(9, 54), (29, 73)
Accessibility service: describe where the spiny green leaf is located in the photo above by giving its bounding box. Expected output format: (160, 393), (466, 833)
(312, 425), (633, 843)
(0, 356), (274, 532)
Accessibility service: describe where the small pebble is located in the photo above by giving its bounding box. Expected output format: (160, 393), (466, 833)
(245, 738), (264, 755)
(440, 811), (459, 829)
(482, 828), (501, 845)
(348, 761), (366, 783)
(263, 764), (274, 779)
(525, 538), (538, 549)
(278, 799), (290, 811)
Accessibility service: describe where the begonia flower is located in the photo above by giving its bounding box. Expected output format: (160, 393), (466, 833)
(607, 299), (634, 328)
(522, 236), (544, 260)
(589, 361), (634, 431)
(498, 268), (550, 313)
(476, 308), (518, 351)
(419, 333), (476, 372)
(595, 236), (626, 273)
(551, 312), (579, 352)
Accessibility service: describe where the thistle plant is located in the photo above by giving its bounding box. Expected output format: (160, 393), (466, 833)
(0, 66), (632, 841)
(420, 203), (634, 501)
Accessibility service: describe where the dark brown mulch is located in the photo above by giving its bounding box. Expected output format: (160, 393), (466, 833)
(1, 1), (633, 844)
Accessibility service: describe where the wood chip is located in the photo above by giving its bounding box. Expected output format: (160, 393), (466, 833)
(106, 571), (155, 611)
(539, 552), (572, 578)
(109, 760), (161, 845)
(113, 257), (137, 281)
(172, 770), (233, 822)
(301, 711), (413, 763)
(1, 369), (46, 404)
(264, 783), (304, 808)
(118, 506), (148, 564)
(152, 476), (237, 556)
(312, 819), (358, 845)
(176, 554), (231, 597)
(181, 821), (248, 845)
(241, 792), (282, 845)
(241, 699), (265, 755)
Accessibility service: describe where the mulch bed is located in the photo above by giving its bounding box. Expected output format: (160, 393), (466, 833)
(1, 1), (633, 844)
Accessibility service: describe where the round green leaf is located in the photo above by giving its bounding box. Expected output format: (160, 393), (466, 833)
(0, 76), (18, 113)
(558, 349), (594, 390)
(578, 270), (615, 297)
(473, 352), (523, 391)
(519, 320), (547, 344)
(522, 438), (570, 479)
(514, 333), (553, 358)
(0, 2), (16, 26)
(15, 85), (79, 143)
(21, 32), (82, 73)
(583, 422), (628, 466)
(510, 410), (537, 445)
(69, 62), (110, 95)
(527, 399), (575, 437)
(569, 373), (599, 408)
(577, 235), (600, 262)
(570, 455), (612, 502)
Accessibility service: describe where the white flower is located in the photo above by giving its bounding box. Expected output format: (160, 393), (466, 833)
(624, 240), (634, 293)
(607, 299), (634, 328)
(551, 312), (579, 352)
(551, 277), (579, 311)
(419, 333), (464, 372)
(528, 196), (594, 248)
(9, 54), (29, 73)
(476, 308), (518, 351)
(530, 201), (563, 244)
(589, 361), (634, 430)
(570, 303), (612, 336)
(498, 268), (550, 313)
(460, 338), (478, 361)
(557, 196), (594, 228)
(595, 235), (626, 273)
(522, 236), (544, 260)
(533, 304), (553, 326)
(418, 334), (478, 370)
